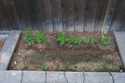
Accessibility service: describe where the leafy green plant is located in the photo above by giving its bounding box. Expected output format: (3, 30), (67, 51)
(66, 36), (82, 45)
(82, 36), (97, 45)
(41, 64), (49, 71)
(82, 37), (90, 44)
(57, 32), (66, 46)
(99, 34), (111, 46)
(34, 32), (47, 44)
(24, 30), (34, 46)
(89, 37), (97, 45)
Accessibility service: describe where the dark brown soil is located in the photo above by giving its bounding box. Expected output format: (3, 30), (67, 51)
(9, 32), (123, 72)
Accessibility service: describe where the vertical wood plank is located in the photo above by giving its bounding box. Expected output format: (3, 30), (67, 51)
(73, 0), (88, 32)
(95, 0), (109, 32)
(84, 0), (97, 32)
(40, 0), (53, 32)
(50, 0), (63, 32)
(62, 0), (75, 32)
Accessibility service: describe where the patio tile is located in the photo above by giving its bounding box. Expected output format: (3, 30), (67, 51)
(112, 73), (125, 83)
(114, 32), (125, 67)
(22, 71), (45, 83)
(0, 31), (21, 70)
(84, 72), (113, 83)
(65, 72), (84, 83)
(47, 71), (67, 83)
(0, 71), (22, 83)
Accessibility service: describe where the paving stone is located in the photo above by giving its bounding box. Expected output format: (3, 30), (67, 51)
(0, 71), (22, 83)
(22, 71), (45, 83)
(112, 73), (125, 83)
(47, 72), (66, 83)
(114, 32), (125, 67)
(84, 72), (113, 83)
(65, 72), (84, 83)
(0, 31), (21, 70)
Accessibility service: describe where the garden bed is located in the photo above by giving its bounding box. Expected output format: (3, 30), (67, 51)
(9, 31), (123, 72)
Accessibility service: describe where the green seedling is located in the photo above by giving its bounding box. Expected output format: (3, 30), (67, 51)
(34, 32), (47, 44)
(99, 34), (111, 46)
(57, 32), (66, 46)
(24, 30), (34, 46)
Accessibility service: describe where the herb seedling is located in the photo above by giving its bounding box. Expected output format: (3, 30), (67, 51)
(24, 30), (34, 46)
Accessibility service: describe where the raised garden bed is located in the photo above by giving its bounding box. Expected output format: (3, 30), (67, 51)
(8, 31), (123, 72)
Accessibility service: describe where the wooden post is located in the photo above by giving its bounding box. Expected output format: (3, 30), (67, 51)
(102, 0), (112, 33)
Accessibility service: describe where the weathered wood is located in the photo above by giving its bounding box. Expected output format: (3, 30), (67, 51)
(62, 0), (75, 32)
(50, 0), (63, 32)
(0, 0), (122, 31)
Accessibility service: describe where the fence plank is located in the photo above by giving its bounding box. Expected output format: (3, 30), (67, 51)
(62, 0), (75, 32)
(0, 0), (120, 32)
(50, 0), (63, 32)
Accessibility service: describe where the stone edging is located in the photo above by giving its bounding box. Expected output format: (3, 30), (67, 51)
(0, 71), (125, 83)
(114, 32), (125, 68)
(0, 31), (21, 70)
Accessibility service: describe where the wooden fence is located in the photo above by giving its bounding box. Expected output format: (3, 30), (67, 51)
(0, 0), (123, 31)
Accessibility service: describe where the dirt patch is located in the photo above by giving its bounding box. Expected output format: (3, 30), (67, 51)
(0, 39), (4, 49)
(9, 32), (123, 72)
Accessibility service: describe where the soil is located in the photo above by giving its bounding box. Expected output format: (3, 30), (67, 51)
(9, 32), (123, 72)
(0, 39), (4, 49)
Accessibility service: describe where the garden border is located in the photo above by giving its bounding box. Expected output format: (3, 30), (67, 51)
(0, 31), (21, 70)
(0, 31), (125, 83)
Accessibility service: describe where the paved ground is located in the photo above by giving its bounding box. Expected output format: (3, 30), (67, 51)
(114, 32), (125, 68)
(0, 31), (21, 70)
(0, 71), (124, 83)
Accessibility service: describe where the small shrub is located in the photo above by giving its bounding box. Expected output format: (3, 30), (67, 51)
(24, 30), (34, 46)
(57, 32), (97, 46)
(57, 32), (66, 46)
(99, 34), (111, 46)
(34, 32), (47, 44)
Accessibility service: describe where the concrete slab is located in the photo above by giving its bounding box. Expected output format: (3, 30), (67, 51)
(22, 71), (45, 83)
(65, 72), (84, 83)
(0, 71), (22, 83)
(0, 31), (21, 70)
(114, 32), (125, 68)
(112, 73), (125, 83)
(47, 72), (67, 83)
(84, 72), (113, 83)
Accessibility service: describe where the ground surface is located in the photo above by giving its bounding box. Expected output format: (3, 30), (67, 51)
(0, 71), (125, 83)
(9, 32), (123, 71)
